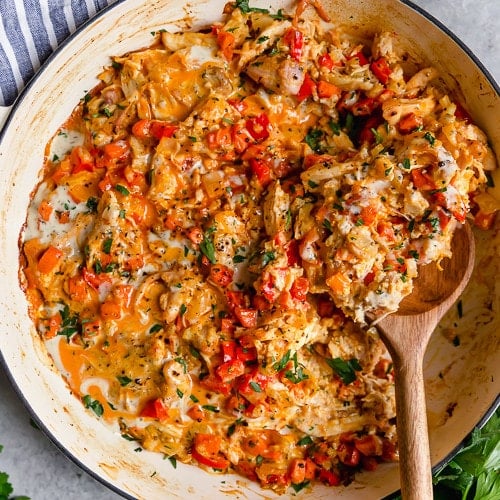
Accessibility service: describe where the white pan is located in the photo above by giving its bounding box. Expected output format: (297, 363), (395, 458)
(0, 1), (499, 498)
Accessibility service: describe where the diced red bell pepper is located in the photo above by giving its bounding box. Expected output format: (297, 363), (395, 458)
(217, 30), (235, 61)
(318, 53), (334, 70)
(351, 97), (378, 116)
(132, 119), (178, 140)
(370, 57), (392, 85)
(359, 116), (383, 144)
(82, 267), (111, 290)
(245, 113), (270, 141)
(140, 398), (168, 421)
(226, 290), (248, 310)
(337, 442), (361, 467)
(296, 73), (316, 102)
(364, 270), (376, 286)
(237, 369), (271, 396)
(220, 317), (235, 334)
(348, 50), (369, 66)
(398, 112), (423, 134)
(317, 80), (341, 99)
(438, 207), (452, 229)
(360, 205), (377, 225)
(221, 340), (237, 362)
(284, 28), (304, 61)
(249, 158), (272, 186)
(192, 433), (230, 470)
(70, 146), (95, 174)
(209, 264), (234, 287)
(199, 372), (232, 396)
(228, 98), (248, 113)
(411, 168), (436, 190)
(319, 468), (341, 486)
(234, 307), (258, 328)
(290, 277), (309, 302)
(285, 239), (301, 266)
(216, 359), (245, 382)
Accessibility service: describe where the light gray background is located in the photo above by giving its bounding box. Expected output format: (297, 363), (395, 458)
(0, 1), (498, 499)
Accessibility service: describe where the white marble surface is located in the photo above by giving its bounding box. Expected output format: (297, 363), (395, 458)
(0, 1), (498, 499)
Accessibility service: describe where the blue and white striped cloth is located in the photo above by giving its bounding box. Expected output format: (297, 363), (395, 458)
(0, 0), (115, 106)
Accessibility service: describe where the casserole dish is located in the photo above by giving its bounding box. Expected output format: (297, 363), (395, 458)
(0, 0), (498, 498)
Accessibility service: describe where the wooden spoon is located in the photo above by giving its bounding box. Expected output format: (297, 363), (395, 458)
(373, 222), (475, 500)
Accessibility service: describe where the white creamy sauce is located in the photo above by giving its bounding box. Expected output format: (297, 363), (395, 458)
(185, 45), (220, 68)
(80, 377), (111, 399)
(31, 184), (89, 253)
(45, 337), (70, 379)
(49, 129), (84, 161)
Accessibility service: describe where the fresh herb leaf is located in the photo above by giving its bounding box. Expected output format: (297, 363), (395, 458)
(200, 230), (217, 264)
(262, 251), (276, 266)
(371, 127), (383, 144)
(297, 435), (314, 446)
(0, 471), (14, 499)
(115, 184), (130, 196)
(273, 350), (291, 371)
(149, 323), (163, 333)
(202, 405), (220, 413)
(235, 0), (269, 14)
(86, 197), (98, 213)
(401, 158), (411, 170)
(249, 381), (262, 393)
(329, 120), (341, 136)
(82, 394), (104, 417)
(102, 237), (113, 254)
(424, 131), (436, 146)
(270, 8), (286, 19)
(117, 375), (132, 386)
(284, 352), (309, 384)
(429, 409), (500, 500)
(305, 128), (324, 152)
(327, 357), (362, 385)
(57, 304), (80, 339)
(323, 218), (333, 232)
(291, 480), (310, 493)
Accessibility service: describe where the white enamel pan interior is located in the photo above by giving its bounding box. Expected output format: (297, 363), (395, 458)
(0, 0), (498, 498)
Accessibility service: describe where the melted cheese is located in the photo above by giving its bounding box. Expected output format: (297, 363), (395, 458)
(20, 0), (496, 495)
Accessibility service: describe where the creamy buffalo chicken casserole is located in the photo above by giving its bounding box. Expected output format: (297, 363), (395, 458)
(21, 0), (497, 494)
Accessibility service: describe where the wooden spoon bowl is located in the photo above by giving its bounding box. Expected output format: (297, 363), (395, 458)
(374, 222), (475, 500)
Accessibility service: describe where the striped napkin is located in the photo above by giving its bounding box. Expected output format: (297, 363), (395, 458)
(0, 0), (115, 106)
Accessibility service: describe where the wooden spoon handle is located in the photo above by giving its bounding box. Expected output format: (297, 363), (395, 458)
(393, 353), (433, 500)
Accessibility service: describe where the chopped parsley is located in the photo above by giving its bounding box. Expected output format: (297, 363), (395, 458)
(200, 228), (217, 264)
(86, 197), (98, 213)
(82, 395), (104, 417)
(304, 128), (324, 152)
(115, 184), (130, 196)
(235, 0), (269, 14)
(423, 131), (436, 146)
(58, 303), (80, 339)
(262, 250), (276, 266)
(326, 357), (362, 385)
(284, 352), (309, 384)
(102, 237), (113, 254)
(117, 375), (132, 386)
